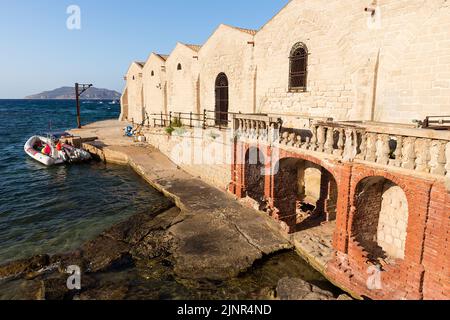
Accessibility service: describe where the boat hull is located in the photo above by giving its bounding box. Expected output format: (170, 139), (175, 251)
(24, 136), (67, 166)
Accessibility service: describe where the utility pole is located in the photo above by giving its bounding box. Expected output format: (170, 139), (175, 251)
(75, 83), (93, 128)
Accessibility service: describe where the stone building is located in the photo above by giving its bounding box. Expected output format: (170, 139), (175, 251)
(198, 24), (257, 121)
(142, 53), (168, 119)
(122, 0), (450, 125)
(166, 43), (202, 115)
(121, 0), (450, 300)
(120, 61), (145, 123)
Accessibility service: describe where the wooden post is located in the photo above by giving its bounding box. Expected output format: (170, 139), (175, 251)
(74, 83), (92, 129)
(75, 83), (81, 129)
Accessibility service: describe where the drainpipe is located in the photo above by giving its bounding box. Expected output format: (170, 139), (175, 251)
(370, 49), (381, 122)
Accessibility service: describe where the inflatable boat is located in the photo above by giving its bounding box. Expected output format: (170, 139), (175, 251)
(24, 135), (91, 166)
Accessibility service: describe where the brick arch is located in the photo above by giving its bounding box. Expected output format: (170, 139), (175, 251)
(243, 145), (268, 207)
(270, 150), (340, 232)
(275, 151), (341, 186)
(351, 175), (410, 262)
(348, 164), (433, 267)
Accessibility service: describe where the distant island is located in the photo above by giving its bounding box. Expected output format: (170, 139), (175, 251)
(25, 87), (121, 100)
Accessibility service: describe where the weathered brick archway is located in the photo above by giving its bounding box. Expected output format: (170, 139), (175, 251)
(230, 139), (449, 300)
(230, 114), (449, 300)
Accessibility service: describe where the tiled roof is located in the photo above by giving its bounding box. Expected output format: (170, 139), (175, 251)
(225, 25), (258, 35)
(135, 61), (145, 68)
(183, 43), (202, 52)
(156, 54), (169, 61)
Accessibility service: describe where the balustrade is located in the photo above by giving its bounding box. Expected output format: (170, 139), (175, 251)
(233, 114), (450, 178)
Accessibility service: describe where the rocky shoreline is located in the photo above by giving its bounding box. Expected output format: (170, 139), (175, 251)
(0, 196), (348, 300)
(0, 121), (351, 300)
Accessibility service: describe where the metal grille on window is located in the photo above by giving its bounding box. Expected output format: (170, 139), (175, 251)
(215, 73), (229, 126)
(289, 43), (308, 90)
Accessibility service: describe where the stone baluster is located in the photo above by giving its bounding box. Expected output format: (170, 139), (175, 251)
(260, 122), (268, 142)
(401, 137), (416, 170)
(390, 136), (403, 167)
(334, 129), (345, 157)
(343, 129), (357, 161)
(309, 126), (318, 151)
(365, 133), (377, 163)
(268, 122), (278, 144)
(255, 121), (261, 140)
(287, 133), (296, 146)
(247, 120), (252, 139)
(294, 135), (302, 148)
(324, 127), (334, 154)
(242, 120), (248, 138)
(415, 139), (431, 173)
(429, 140), (446, 176)
(356, 131), (367, 160)
(252, 121), (258, 139)
(317, 126), (326, 153)
(376, 134), (391, 165)
(238, 119), (244, 137)
(302, 137), (311, 150)
(281, 132), (289, 145)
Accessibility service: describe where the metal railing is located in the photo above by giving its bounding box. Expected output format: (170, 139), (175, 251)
(423, 116), (450, 130)
(148, 110), (238, 130)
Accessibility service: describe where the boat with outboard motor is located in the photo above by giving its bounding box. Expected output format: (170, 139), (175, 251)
(24, 132), (91, 166)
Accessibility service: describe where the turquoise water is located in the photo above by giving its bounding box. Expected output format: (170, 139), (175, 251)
(0, 100), (168, 264)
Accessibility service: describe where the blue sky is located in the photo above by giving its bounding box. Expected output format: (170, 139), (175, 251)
(0, 0), (289, 98)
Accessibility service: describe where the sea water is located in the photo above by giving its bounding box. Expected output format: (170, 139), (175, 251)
(0, 100), (342, 299)
(0, 100), (166, 264)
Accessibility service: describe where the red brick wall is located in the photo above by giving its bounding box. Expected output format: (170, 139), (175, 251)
(230, 143), (449, 300)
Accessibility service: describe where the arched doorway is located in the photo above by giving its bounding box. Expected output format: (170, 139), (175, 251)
(352, 177), (409, 262)
(245, 147), (266, 208)
(215, 73), (229, 126)
(273, 158), (338, 231)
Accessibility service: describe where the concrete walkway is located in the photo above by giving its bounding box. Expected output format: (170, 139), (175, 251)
(70, 121), (292, 280)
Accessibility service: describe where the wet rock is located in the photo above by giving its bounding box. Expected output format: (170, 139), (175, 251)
(0, 255), (50, 280)
(51, 250), (87, 274)
(170, 213), (263, 281)
(81, 236), (133, 273)
(79, 282), (129, 300)
(103, 207), (180, 245)
(41, 273), (98, 300)
(131, 230), (174, 260)
(0, 279), (45, 300)
(42, 276), (72, 300)
(337, 294), (353, 300)
(276, 277), (335, 300)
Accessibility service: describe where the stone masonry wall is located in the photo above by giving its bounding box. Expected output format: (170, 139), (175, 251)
(199, 25), (255, 114)
(126, 63), (144, 123)
(166, 44), (200, 115)
(254, 0), (450, 124)
(144, 128), (232, 190)
(378, 183), (409, 260)
(143, 54), (167, 117)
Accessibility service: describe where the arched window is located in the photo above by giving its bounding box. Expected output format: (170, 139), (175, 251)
(215, 73), (229, 126)
(132, 75), (135, 80)
(177, 63), (182, 71)
(151, 71), (155, 77)
(289, 42), (308, 91)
